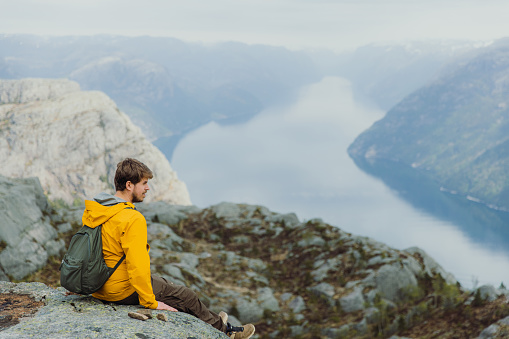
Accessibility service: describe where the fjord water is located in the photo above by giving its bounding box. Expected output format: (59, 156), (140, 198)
(171, 76), (509, 289)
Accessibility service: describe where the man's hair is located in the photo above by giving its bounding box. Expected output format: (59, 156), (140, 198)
(114, 158), (153, 191)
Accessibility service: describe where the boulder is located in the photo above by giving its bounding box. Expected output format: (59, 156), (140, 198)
(477, 285), (499, 303)
(374, 263), (418, 302)
(0, 175), (64, 280)
(308, 282), (336, 307)
(288, 295), (306, 314)
(339, 287), (365, 313)
(257, 287), (280, 312)
(0, 281), (227, 338)
(404, 246), (457, 285)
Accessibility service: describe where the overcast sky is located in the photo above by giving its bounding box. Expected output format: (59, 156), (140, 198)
(1, 0), (509, 52)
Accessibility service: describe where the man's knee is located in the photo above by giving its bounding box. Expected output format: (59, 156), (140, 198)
(175, 285), (199, 301)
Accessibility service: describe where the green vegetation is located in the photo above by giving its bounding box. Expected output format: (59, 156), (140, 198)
(348, 42), (509, 210)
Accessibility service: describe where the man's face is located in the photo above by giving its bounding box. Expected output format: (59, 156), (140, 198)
(131, 177), (150, 203)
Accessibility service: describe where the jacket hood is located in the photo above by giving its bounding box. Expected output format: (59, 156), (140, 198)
(93, 192), (127, 206)
(82, 193), (136, 228)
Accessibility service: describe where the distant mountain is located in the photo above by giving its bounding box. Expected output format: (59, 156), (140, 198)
(0, 78), (191, 205)
(328, 41), (486, 110)
(348, 38), (509, 211)
(0, 34), (320, 158)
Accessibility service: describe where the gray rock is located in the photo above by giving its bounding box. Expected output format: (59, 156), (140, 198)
(0, 269), (9, 282)
(244, 205), (271, 219)
(280, 293), (293, 302)
(178, 267), (206, 288)
(353, 318), (369, 335)
(148, 247), (165, 259)
(231, 235), (251, 244)
(140, 202), (201, 226)
(0, 78), (80, 104)
(147, 222), (175, 237)
(367, 255), (393, 267)
(498, 316), (509, 326)
(374, 263), (418, 302)
(0, 78), (190, 205)
(247, 258), (267, 272)
(44, 238), (66, 257)
(365, 289), (379, 304)
(221, 251), (266, 273)
(160, 274), (187, 287)
(211, 202), (242, 219)
(364, 307), (381, 324)
(322, 324), (351, 338)
(290, 325), (305, 336)
(266, 212), (300, 228)
(477, 315), (509, 338)
(162, 264), (186, 282)
(477, 285), (499, 302)
(404, 246), (457, 285)
(339, 287), (365, 313)
(56, 222), (73, 233)
(0, 176), (45, 246)
(257, 287), (280, 312)
(288, 296), (306, 313)
(311, 257), (341, 282)
(308, 282), (336, 306)
(62, 207), (84, 225)
(0, 281), (227, 338)
(235, 297), (264, 323)
(0, 243), (45, 280)
(243, 271), (269, 286)
(268, 330), (280, 338)
(478, 324), (500, 339)
(361, 270), (377, 288)
(298, 235), (326, 247)
(345, 280), (362, 289)
(179, 253), (200, 269)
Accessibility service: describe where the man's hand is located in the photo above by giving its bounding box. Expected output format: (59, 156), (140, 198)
(156, 301), (178, 312)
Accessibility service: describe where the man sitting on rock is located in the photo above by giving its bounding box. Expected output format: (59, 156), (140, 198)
(83, 158), (255, 338)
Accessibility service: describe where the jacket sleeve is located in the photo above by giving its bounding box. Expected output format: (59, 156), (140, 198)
(120, 214), (158, 309)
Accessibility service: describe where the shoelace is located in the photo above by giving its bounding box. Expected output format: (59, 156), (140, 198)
(225, 323), (244, 335)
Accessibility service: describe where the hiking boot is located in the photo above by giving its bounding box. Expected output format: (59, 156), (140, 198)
(228, 324), (255, 339)
(219, 311), (228, 325)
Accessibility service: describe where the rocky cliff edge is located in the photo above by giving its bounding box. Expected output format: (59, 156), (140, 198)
(0, 78), (190, 206)
(2, 175), (509, 338)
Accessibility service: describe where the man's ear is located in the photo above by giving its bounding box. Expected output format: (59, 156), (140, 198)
(125, 181), (134, 192)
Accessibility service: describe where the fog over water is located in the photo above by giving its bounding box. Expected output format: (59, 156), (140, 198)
(172, 76), (509, 289)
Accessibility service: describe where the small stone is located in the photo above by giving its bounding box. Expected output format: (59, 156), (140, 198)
(156, 313), (168, 322)
(137, 309), (153, 318)
(128, 312), (149, 321)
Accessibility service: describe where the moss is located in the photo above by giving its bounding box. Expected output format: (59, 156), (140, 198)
(0, 240), (7, 252)
(50, 198), (69, 209)
(72, 198), (84, 207)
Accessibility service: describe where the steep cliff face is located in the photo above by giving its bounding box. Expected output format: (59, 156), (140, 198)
(0, 78), (191, 205)
(348, 38), (509, 210)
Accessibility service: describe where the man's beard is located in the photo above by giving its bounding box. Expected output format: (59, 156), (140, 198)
(132, 191), (146, 203)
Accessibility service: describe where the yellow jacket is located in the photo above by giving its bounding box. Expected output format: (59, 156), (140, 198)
(82, 199), (158, 309)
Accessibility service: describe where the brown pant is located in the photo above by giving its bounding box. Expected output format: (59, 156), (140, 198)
(113, 275), (226, 333)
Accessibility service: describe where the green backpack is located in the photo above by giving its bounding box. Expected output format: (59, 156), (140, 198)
(60, 208), (132, 294)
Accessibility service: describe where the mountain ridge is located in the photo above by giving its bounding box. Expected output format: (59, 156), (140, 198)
(348, 38), (509, 211)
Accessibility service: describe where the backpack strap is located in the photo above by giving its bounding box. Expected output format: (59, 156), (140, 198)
(112, 253), (126, 271)
(110, 205), (136, 272)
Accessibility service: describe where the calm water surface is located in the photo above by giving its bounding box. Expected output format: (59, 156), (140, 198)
(171, 76), (509, 289)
